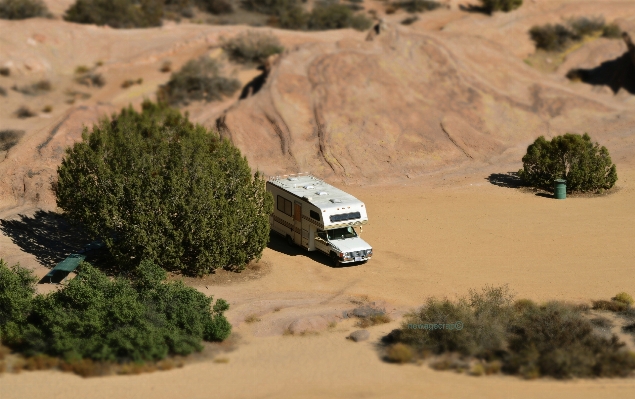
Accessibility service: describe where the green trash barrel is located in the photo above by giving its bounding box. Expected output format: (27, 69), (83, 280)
(554, 179), (566, 199)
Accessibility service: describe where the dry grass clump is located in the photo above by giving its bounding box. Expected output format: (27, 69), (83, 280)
(244, 314), (261, 323)
(401, 15), (418, 25)
(157, 56), (241, 106)
(121, 78), (143, 88)
(0, 86), (7, 96)
(160, 60), (172, 73)
(75, 71), (106, 88)
(385, 343), (413, 363)
(356, 313), (391, 328)
(387, 286), (635, 379)
(613, 292), (634, 306)
(42, 105), (53, 113)
(24, 354), (60, 371)
(221, 31), (284, 65)
(15, 106), (37, 118)
(213, 357), (230, 363)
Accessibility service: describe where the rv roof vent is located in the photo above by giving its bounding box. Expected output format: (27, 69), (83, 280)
(288, 177), (298, 181)
(316, 191), (328, 196)
(330, 199), (342, 203)
(304, 185), (315, 189)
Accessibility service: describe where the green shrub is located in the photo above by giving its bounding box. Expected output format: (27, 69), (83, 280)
(613, 292), (634, 306)
(0, 129), (25, 151)
(592, 300), (629, 312)
(518, 133), (617, 193)
(479, 0), (522, 14)
(157, 57), (241, 106)
(529, 24), (578, 51)
(0, 260), (37, 346)
(64, 0), (163, 28)
(1, 260), (231, 361)
(307, 2), (372, 31)
(56, 101), (272, 275)
(0, 0), (49, 19)
(221, 31), (284, 65)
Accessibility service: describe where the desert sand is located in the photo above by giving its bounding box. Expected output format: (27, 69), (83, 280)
(2, 0), (635, 397)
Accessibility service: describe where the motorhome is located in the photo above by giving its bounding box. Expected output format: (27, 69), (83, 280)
(266, 173), (372, 266)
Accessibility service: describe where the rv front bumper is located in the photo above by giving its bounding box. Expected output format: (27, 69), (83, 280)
(340, 250), (372, 263)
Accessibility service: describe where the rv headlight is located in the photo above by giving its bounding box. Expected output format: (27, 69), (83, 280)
(344, 252), (353, 260)
(366, 249), (373, 256)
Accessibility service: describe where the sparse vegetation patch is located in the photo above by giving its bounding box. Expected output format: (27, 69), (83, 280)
(15, 106), (37, 119)
(1, 130), (26, 152)
(384, 286), (635, 379)
(530, 16), (622, 52)
(479, 0), (522, 14)
(157, 57), (241, 106)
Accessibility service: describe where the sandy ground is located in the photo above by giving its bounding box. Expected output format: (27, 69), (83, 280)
(2, 1), (635, 397)
(2, 161), (635, 398)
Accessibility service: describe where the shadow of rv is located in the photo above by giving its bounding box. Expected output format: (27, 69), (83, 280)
(267, 232), (364, 269)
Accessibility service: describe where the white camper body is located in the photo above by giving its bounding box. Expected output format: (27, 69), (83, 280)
(266, 174), (372, 266)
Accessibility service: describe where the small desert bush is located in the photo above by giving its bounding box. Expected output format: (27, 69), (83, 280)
(401, 15), (418, 25)
(241, 0), (298, 15)
(395, 0), (441, 13)
(568, 16), (605, 37)
(613, 292), (634, 306)
(244, 314), (261, 323)
(75, 65), (90, 74)
(221, 31), (284, 65)
(479, 0), (522, 14)
(518, 133), (617, 193)
(197, 0), (233, 14)
(0, 129), (25, 151)
(13, 79), (52, 95)
(15, 106), (37, 118)
(42, 105), (53, 113)
(602, 23), (621, 38)
(0, 0), (49, 19)
(592, 299), (629, 312)
(505, 301), (635, 378)
(76, 72), (106, 88)
(160, 60), (173, 73)
(0, 86), (6, 96)
(157, 56), (241, 106)
(0, 66), (10, 76)
(529, 24), (578, 51)
(121, 78), (143, 88)
(64, 0), (163, 28)
(306, 3), (372, 31)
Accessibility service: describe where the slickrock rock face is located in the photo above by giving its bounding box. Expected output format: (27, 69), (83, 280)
(217, 22), (621, 184)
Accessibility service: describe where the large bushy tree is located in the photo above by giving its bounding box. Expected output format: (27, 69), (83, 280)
(518, 133), (617, 193)
(0, 260), (231, 361)
(56, 101), (273, 275)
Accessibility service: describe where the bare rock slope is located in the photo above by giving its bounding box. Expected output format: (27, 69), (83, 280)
(218, 23), (624, 184)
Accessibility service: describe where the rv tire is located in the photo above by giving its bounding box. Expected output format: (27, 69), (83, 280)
(286, 235), (294, 246)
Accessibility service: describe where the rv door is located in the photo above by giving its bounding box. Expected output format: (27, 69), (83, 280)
(293, 201), (302, 246)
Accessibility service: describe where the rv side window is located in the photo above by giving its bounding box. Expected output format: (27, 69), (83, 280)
(277, 195), (293, 216)
(310, 210), (321, 221)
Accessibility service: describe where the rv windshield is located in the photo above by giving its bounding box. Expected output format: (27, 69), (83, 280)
(327, 227), (357, 240)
